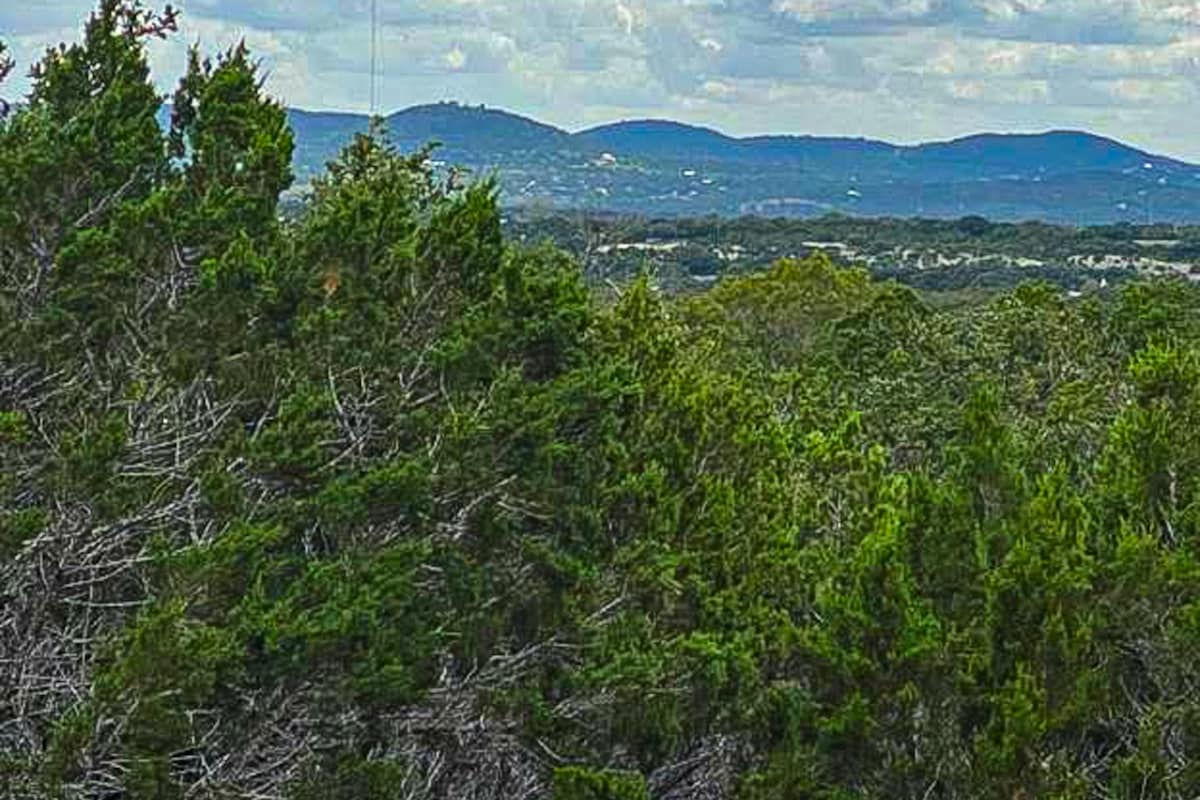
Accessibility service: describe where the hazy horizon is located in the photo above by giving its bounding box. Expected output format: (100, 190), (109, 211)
(283, 98), (1194, 156)
(6, 1), (1200, 161)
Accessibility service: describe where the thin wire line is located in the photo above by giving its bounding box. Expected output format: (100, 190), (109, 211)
(369, 0), (379, 115)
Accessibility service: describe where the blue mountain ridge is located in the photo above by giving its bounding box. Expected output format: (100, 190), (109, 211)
(163, 101), (1200, 223)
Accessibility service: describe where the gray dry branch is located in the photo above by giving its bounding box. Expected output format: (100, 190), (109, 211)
(0, 371), (238, 796)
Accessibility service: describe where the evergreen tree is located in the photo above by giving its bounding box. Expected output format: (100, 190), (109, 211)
(169, 41), (293, 256)
(0, 0), (175, 324)
(8, 3), (1200, 799)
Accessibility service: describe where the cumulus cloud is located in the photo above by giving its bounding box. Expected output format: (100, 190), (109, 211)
(4, 0), (1200, 159)
(770, 0), (937, 25)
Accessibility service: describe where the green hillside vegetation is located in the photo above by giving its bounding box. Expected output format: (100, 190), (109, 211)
(515, 212), (1200, 265)
(507, 211), (1200, 293)
(7, 5), (1200, 799)
(269, 103), (1200, 225)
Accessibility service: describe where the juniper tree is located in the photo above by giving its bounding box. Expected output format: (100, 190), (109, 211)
(0, 0), (176, 327)
(169, 41), (294, 256)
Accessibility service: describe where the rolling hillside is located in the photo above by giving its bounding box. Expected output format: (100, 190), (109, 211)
(275, 102), (1200, 223)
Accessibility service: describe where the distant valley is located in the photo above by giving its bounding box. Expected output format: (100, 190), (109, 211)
(506, 212), (1200, 294)
(275, 101), (1200, 225)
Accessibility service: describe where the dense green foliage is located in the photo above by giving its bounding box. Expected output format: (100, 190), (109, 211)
(6, 5), (1200, 799)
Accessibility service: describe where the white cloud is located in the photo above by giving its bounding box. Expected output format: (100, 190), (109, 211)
(770, 0), (936, 24)
(444, 45), (467, 70)
(5, 0), (1200, 160)
(614, 0), (637, 35)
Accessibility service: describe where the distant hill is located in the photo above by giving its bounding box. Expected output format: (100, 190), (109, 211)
(385, 102), (569, 154)
(899, 131), (1192, 181)
(574, 119), (738, 161)
(272, 102), (1200, 223)
(287, 108), (371, 179)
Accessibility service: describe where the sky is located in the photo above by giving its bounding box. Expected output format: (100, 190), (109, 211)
(4, 1), (1200, 160)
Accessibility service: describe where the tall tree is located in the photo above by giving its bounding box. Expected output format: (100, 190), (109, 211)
(169, 42), (294, 256)
(0, 0), (176, 319)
